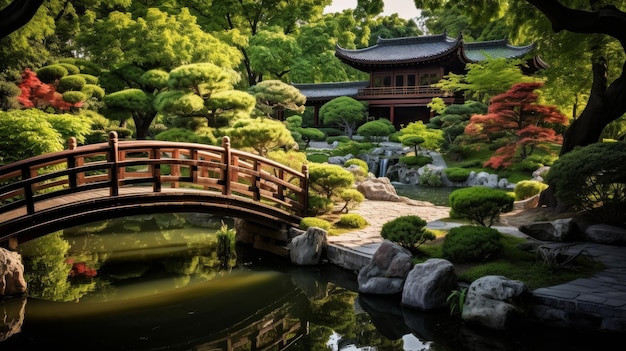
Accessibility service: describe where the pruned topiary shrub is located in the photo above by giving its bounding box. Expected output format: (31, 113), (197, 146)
(444, 167), (472, 182)
(307, 195), (334, 215)
(449, 186), (514, 227)
(381, 215), (436, 253)
(336, 213), (368, 229)
(545, 141), (626, 225)
(344, 158), (369, 173)
(300, 217), (331, 231)
(514, 180), (548, 200)
(399, 155), (432, 167)
(442, 225), (502, 263)
(338, 188), (364, 213)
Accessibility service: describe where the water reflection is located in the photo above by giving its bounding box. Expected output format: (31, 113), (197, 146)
(1, 213), (623, 350)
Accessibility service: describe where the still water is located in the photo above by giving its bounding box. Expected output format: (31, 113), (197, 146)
(1, 212), (622, 350)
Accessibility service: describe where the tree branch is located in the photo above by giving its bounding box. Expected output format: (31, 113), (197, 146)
(0, 0), (46, 40)
(527, 0), (626, 48)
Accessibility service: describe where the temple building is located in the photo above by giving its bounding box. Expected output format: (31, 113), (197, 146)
(293, 33), (547, 129)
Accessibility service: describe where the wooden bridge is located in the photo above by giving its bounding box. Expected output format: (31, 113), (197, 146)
(0, 133), (309, 249)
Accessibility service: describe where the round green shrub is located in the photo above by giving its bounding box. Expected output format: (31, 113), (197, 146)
(444, 167), (472, 182)
(545, 141), (626, 225)
(58, 63), (80, 75)
(449, 186), (514, 226)
(380, 215), (436, 252)
(62, 91), (88, 104)
(300, 217), (331, 231)
(442, 225), (502, 263)
(344, 158), (369, 173)
(77, 74), (99, 85)
(36, 64), (69, 83)
(357, 120), (395, 139)
(326, 136), (350, 144)
(514, 180), (548, 200)
(82, 84), (105, 99)
(306, 153), (329, 163)
(336, 213), (368, 229)
(399, 155), (432, 167)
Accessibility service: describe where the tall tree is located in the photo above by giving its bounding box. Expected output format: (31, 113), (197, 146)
(154, 63), (255, 128)
(319, 96), (368, 139)
(75, 8), (242, 71)
(415, 0), (626, 155)
(248, 80), (306, 119)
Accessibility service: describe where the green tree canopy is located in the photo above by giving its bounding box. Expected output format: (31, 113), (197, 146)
(319, 96), (367, 139)
(248, 80), (306, 119)
(223, 117), (296, 156)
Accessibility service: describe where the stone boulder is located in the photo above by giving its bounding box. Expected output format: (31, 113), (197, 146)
(462, 275), (532, 330)
(356, 177), (402, 201)
(0, 248), (27, 297)
(584, 224), (626, 245)
(358, 240), (413, 295)
(401, 258), (458, 310)
(519, 218), (582, 242)
(289, 227), (327, 265)
(0, 297), (26, 341)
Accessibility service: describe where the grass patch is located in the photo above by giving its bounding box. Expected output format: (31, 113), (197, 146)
(416, 233), (604, 290)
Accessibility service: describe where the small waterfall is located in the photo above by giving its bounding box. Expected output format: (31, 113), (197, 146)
(378, 158), (389, 177)
(378, 150), (393, 177)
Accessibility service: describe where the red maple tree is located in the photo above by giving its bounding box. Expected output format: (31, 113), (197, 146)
(17, 68), (82, 111)
(464, 81), (568, 169)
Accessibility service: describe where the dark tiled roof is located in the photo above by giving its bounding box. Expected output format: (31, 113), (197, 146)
(464, 39), (536, 61)
(292, 81), (368, 101)
(335, 34), (536, 66)
(336, 33), (462, 65)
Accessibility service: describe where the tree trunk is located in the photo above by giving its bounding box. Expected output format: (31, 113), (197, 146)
(527, 1), (626, 209)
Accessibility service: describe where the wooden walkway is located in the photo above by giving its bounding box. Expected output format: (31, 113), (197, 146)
(0, 133), (309, 245)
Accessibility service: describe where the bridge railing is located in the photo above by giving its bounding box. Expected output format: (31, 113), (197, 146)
(0, 132), (309, 222)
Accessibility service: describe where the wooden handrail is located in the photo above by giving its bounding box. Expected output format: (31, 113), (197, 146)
(0, 134), (309, 230)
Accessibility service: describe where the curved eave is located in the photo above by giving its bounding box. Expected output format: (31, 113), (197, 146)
(292, 81), (368, 101)
(335, 34), (463, 68)
(464, 40), (537, 62)
(335, 43), (463, 69)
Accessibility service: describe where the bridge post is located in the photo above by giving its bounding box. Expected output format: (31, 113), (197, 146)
(301, 164), (309, 217)
(108, 132), (119, 196)
(222, 136), (231, 196)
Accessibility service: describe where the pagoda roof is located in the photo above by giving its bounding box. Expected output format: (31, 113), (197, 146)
(292, 81), (368, 101)
(335, 33), (538, 68)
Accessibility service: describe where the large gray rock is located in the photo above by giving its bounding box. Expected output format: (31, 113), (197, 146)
(519, 218), (581, 242)
(0, 248), (27, 297)
(356, 177), (402, 201)
(357, 240), (413, 294)
(289, 227), (327, 265)
(462, 275), (532, 330)
(585, 224), (626, 245)
(401, 258), (457, 311)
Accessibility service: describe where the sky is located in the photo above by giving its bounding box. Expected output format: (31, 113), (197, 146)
(324, 0), (421, 20)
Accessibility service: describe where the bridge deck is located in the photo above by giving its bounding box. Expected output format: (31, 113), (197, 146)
(0, 135), (308, 244)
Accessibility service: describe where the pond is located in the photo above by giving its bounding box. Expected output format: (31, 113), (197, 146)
(1, 213), (622, 350)
(393, 183), (458, 206)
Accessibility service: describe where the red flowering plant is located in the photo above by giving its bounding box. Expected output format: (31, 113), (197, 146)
(18, 68), (83, 112)
(464, 82), (568, 169)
